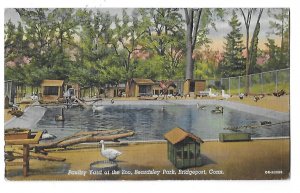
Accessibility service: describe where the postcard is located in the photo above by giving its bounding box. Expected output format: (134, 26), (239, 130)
(4, 8), (290, 180)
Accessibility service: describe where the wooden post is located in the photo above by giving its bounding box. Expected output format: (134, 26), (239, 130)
(23, 144), (29, 177)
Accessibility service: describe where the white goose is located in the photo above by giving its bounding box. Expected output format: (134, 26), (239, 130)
(99, 140), (122, 161)
(208, 88), (217, 97)
(221, 90), (231, 100)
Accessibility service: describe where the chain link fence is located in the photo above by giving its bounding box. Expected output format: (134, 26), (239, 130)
(214, 68), (290, 95)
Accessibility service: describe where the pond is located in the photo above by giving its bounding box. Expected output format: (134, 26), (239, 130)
(36, 105), (290, 140)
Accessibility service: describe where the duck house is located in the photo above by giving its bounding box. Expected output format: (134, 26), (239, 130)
(126, 78), (154, 97)
(164, 127), (204, 169)
(41, 80), (64, 102)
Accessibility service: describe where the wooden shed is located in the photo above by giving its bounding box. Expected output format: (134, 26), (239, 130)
(41, 80), (64, 101)
(183, 79), (206, 96)
(164, 127), (204, 169)
(126, 78), (154, 97)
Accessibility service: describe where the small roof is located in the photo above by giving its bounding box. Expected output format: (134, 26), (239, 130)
(41, 80), (64, 87)
(132, 78), (154, 85)
(164, 127), (204, 145)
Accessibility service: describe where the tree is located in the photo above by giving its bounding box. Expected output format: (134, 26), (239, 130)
(183, 8), (223, 94)
(239, 8), (263, 93)
(219, 10), (245, 78)
(268, 8), (290, 68)
(184, 8), (202, 81)
(143, 8), (185, 79)
(73, 9), (121, 96)
(47, 8), (79, 80)
(15, 9), (52, 68)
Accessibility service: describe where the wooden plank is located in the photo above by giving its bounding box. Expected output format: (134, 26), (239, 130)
(13, 150), (66, 162)
(5, 131), (43, 145)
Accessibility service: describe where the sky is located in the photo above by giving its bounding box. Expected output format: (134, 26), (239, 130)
(4, 8), (281, 51)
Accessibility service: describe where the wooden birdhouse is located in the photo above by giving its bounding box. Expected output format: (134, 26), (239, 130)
(164, 127), (204, 169)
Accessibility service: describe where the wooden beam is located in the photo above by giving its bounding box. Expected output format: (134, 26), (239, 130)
(5, 131), (43, 145)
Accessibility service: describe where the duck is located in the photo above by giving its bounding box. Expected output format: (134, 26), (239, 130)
(221, 90), (231, 100)
(41, 129), (57, 140)
(111, 98), (115, 104)
(161, 106), (166, 112)
(92, 104), (105, 112)
(273, 89), (286, 97)
(239, 93), (245, 100)
(211, 106), (224, 114)
(99, 140), (122, 161)
(208, 88), (217, 97)
(260, 121), (272, 125)
(55, 108), (65, 121)
(253, 96), (260, 102)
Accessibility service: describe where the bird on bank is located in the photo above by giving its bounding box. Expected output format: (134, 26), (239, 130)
(221, 90), (231, 100)
(99, 140), (122, 161)
(208, 88), (217, 97)
(253, 96), (260, 102)
(253, 94), (265, 102)
(239, 93), (245, 100)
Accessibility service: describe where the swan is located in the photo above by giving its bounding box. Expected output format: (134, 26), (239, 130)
(92, 104), (105, 112)
(208, 88), (217, 97)
(99, 140), (122, 161)
(41, 129), (57, 140)
(221, 90), (231, 100)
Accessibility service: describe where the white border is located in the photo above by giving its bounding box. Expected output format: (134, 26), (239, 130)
(1, 1), (299, 193)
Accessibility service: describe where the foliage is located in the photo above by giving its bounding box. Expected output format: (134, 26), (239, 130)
(219, 10), (245, 78)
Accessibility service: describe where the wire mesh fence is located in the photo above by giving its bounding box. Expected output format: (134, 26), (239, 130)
(218, 68), (290, 95)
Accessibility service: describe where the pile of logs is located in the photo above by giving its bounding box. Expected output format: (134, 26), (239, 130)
(6, 129), (134, 162)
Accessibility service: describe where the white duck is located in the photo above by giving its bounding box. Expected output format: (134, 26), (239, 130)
(208, 88), (217, 97)
(99, 140), (122, 161)
(92, 104), (104, 112)
(221, 90), (231, 100)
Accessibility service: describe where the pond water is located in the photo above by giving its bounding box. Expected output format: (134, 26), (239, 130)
(36, 105), (290, 140)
